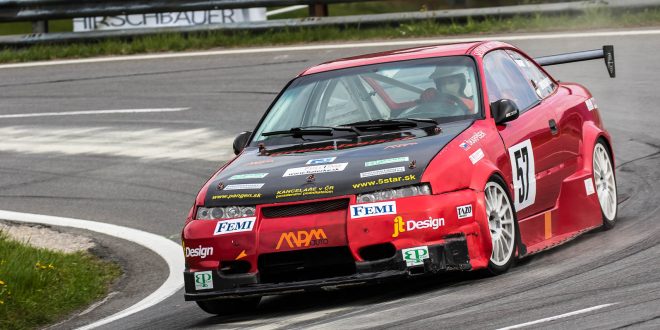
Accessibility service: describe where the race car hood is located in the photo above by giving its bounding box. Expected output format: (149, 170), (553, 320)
(204, 120), (473, 206)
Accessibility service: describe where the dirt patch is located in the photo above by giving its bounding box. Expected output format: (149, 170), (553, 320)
(0, 220), (95, 253)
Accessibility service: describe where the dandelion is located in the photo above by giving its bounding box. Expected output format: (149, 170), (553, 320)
(48, 263), (55, 270)
(0, 300), (4, 305)
(0, 279), (5, 285)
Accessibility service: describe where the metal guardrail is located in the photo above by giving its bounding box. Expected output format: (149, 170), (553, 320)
(1, 0), (659, 46)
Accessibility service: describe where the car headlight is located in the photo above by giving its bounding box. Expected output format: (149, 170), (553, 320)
(196, 206), (256, 220)
(356, 184), (431, 203)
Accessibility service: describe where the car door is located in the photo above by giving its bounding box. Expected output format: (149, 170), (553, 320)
(483, 49), (562, 220)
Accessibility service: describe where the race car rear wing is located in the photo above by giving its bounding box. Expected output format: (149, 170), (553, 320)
(534, 45), (615, 78)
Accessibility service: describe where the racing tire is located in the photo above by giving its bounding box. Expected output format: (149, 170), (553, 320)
(195, 296), (261, 315)
(593, 139), (618, 230)
(484, 176), (519, 275)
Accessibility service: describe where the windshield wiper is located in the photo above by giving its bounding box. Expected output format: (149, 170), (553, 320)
(343, 118), (437, 130)
(262, 126), (359, 137)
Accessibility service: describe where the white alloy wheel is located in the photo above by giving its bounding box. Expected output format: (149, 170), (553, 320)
(485, 181), (516, 267)
(593, 142), (617, 222)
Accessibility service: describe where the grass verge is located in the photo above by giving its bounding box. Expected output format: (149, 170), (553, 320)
(0, 232), (122, 330)
(1, 8), (659, 63)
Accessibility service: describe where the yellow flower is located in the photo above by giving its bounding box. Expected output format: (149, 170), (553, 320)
(0, 280), (5, 286)
(48, 264), (55, 270)
(0, 300), (4, 305)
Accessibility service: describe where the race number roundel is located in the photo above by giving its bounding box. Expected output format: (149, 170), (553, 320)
(508, 139), (536, 211)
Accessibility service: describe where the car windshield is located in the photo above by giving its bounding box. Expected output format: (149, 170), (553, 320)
(252, 56), (481, 144)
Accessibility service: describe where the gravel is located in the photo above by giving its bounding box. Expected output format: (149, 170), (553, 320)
(0, 220), (96, 253)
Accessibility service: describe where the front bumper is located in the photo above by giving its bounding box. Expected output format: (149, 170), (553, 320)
(184, 237), (470, 301)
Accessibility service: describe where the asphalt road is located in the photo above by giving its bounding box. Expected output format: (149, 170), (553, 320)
(1, 29), (659, 329)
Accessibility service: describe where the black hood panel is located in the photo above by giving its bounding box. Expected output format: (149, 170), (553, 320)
(205, 120), (472, 206)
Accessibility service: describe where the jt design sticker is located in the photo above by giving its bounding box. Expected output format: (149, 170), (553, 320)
(508, 139), (536, 211)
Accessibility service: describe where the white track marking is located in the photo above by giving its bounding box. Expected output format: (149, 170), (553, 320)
(0, 126), (234, 161)
(0, 108), (189, 119)
(0, 29), (659, 70)
(0, 210), (184, 330)
(496, 303), (617, 330)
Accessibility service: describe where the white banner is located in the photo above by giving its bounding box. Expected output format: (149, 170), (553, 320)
(73, 8), (267, 32)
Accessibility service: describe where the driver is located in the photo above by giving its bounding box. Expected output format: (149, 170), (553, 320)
(419, 65), (475, 113)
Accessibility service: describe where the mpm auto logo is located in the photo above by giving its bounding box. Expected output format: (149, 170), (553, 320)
(276, 229), (328, 250)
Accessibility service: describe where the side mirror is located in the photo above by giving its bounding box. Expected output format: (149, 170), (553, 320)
(233, 131), (252, 155)
(491, 99), (520, 125)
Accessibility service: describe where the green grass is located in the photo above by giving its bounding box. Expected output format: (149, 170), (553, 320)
(0, 8), (659, 63)
(0, 232), (122, 330)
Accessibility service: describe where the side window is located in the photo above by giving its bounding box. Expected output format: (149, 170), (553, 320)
(483, 50), (539, 112)
(506, 50), (556, 99)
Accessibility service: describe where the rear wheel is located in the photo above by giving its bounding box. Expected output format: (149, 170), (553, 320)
(195, 296), (261, 315)
(593, 140), (617, 229)
(485, 176), (518, 275)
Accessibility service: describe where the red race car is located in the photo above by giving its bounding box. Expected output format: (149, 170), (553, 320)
(181, 41), (617, 315)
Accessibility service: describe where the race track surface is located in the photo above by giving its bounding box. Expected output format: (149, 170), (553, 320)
(0, 29), (659, 329)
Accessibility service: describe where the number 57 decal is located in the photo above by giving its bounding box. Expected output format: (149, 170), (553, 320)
(508, 139), (536, 211)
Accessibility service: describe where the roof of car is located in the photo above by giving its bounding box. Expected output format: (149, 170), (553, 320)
(299, 41), (492, 76)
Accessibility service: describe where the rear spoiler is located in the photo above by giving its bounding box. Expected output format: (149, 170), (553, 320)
(534, 45), (615, 78)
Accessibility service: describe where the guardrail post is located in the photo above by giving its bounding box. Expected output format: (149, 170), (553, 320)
(31, 20), (48, 33)
(308, 4), (329, 17)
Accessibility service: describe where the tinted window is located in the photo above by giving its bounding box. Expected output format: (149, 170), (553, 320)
(505, 50), (556, 99)
(484, 50), (539, 111)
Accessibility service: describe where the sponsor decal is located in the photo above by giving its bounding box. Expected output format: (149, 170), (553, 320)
(306, 157), (336, 165)
(459, 130), (486, 151)
(508, 139), (537, 211)
(247, 159), (274, 166)
(392, 215), (445, 238)
(384, 142), (418, 150)
(269, 137), (414, 156)
(365, 156), (409, 167)
(283, 163), (348, 177)
(74, 9), (266, 32)
(276, 229), (328, 250)
(360, 166), (406, 178)
(584, 178), (596, 196)
(350, 201), (396, 219)
(212, 193), (262, 200)
(223, 183), (264, 190)
(185, 245), (213, 259)
(194, 271), (213, 290)
(402, 246), (430, 267)
(352, 174), (417, 189)
(457, 204), (473, 219)
(228, 173), (268, 180)
(235, 250), (248, 260)
(469, 148), (485, 164)
(586, 97), (598, 111)
(213, 217), (256, 235)
(275, 185), (334, 199)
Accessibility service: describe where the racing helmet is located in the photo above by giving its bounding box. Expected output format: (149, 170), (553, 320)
(429, 65), (471, 98)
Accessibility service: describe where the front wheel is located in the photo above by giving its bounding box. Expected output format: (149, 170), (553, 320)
(593, 139), (617, 229)
(484, 176), (518, 275)
(196, 296), (261, 315)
